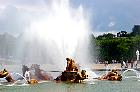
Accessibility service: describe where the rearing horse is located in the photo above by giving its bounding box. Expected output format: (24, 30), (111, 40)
(0, 69), (38, 84)
(0, 69), (14, 82)
(98, 69), (122, 81)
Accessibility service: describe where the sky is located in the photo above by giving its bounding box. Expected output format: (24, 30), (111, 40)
(0, 0), (140, 36)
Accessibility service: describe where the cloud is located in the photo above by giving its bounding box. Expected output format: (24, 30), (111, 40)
(87, 0), (140, 33)
(0, 0), (92, 35)
(0, 0), (140, 35)
(93, 30), (118, 37)
(0, 0), (51, 34)
(108, 21), (115, 27)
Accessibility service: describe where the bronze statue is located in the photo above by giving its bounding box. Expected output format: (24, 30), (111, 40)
(22, 64), (53, 81)
(55, 58), (88, 83)
(98, 69), (122, 81)
(66, 58), (78, 72)
(0, 69), (38, 84)
(0, 69), (14, 82)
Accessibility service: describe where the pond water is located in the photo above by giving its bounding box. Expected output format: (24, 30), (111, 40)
(0, 71), (140, 92)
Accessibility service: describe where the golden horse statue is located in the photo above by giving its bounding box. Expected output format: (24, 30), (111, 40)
(98, 69), (122, 81)
(0, 69), (38, 84)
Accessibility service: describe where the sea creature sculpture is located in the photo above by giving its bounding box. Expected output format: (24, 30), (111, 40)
(55, 58), (88, 83)
(22, 64), (53, 81)
(0, 69), (38, 84)
(0, 69), (14, 82)
(98, 69), (122, 81)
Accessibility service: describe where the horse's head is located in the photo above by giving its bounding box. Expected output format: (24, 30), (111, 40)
(0, 69), (14, 82)
(0, 69), (9, 78)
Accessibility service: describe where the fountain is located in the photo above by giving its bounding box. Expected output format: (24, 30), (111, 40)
(16, 0), (94, 72)
(0, 0), (96, 85)
(123, 69), (140, 78)
(1, 0), (140, 92)
(11, 72), (28, 82)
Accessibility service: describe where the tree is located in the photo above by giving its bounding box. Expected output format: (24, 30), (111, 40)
(117, 31), (130, 37)
(96, 33), (115, 40)
(131, 25), (140, 36)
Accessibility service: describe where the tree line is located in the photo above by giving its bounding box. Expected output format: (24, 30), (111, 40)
(94, 25), (140, 63)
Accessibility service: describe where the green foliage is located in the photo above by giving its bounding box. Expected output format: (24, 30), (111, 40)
(96, 33), (115, 40)
(131, 25), (140, 36)
(95, 33), (140, 63)
(117, 31), (130, 37)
